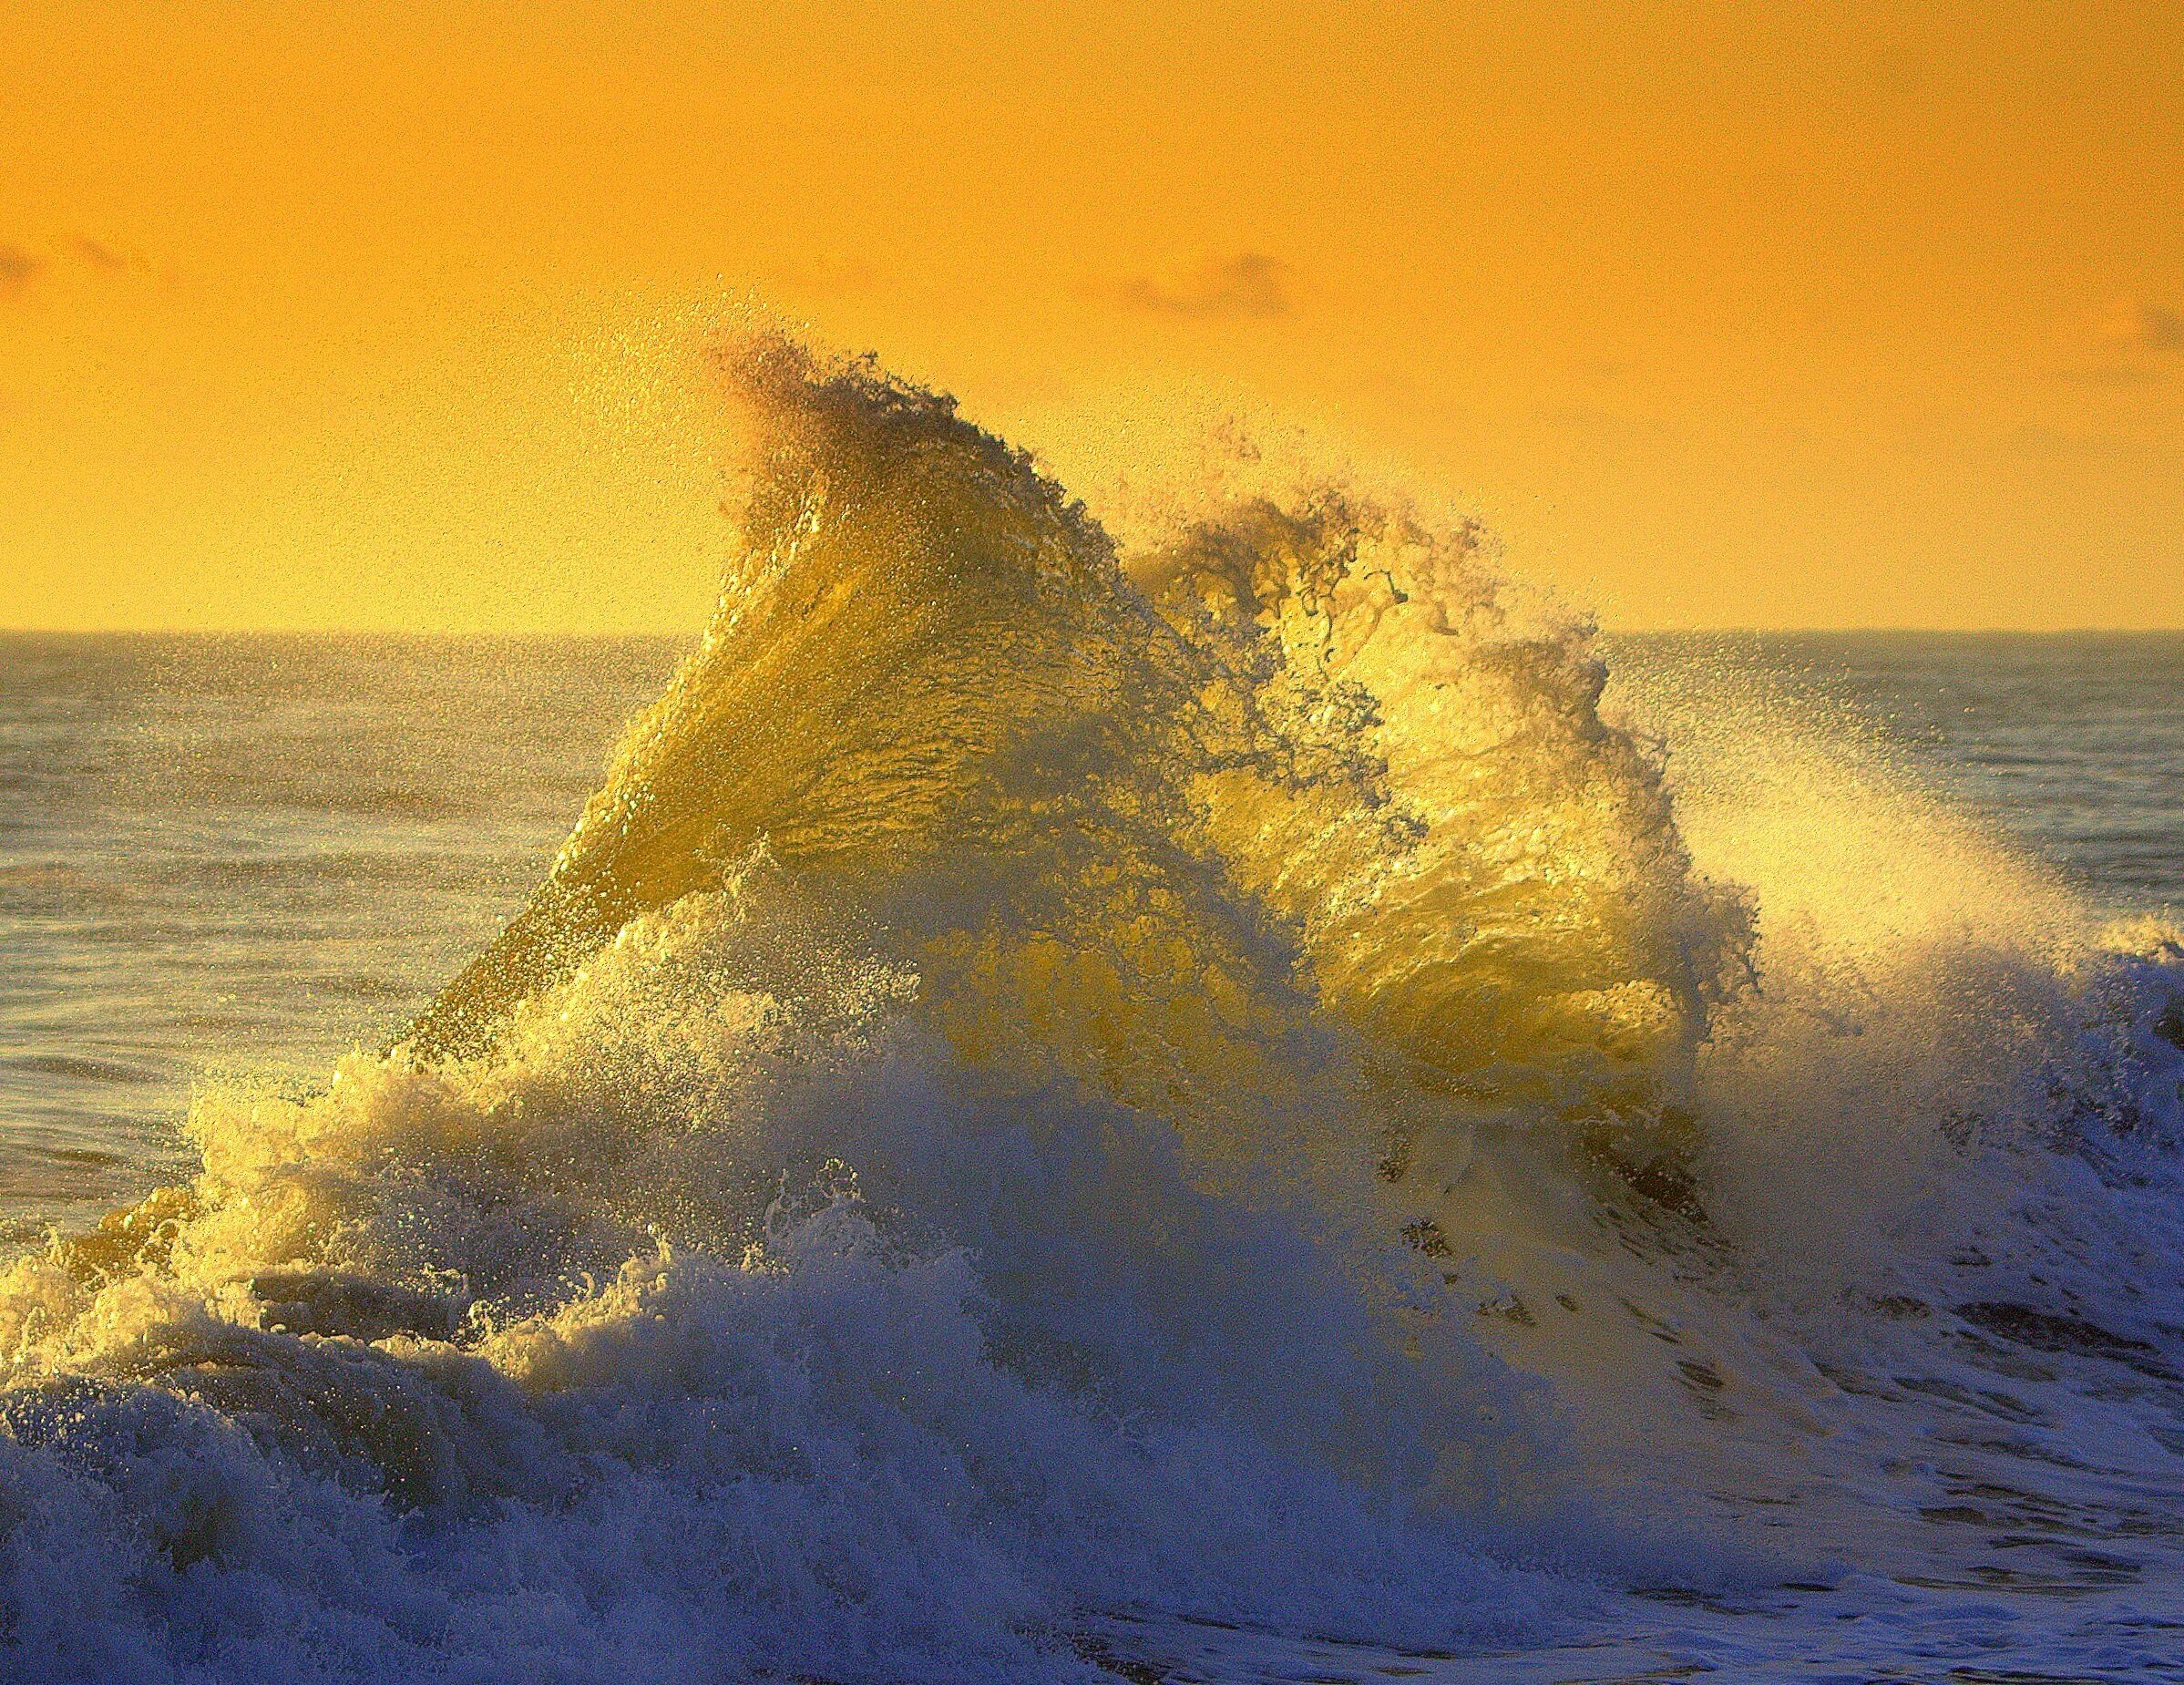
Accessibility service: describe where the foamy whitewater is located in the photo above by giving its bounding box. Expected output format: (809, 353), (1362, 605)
(5, 335), (2184, 1682)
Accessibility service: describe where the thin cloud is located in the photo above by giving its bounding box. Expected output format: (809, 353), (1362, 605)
(2057, 364), (2165, 388)
(2011, 425), (2128, 459)
(2096, 300), (2184, 355)
(2008, 424), (2178, 468)
(2130, 304), (2184, 353)
(1119, 252), (1294, 320)
(2056, 299), (2184, 384)
(0, 243), (45, 296)
(0, 234), (149, 299)
(67, 235), (128, 272)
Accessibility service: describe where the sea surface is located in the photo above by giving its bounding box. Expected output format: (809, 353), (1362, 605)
(3, 347), (2183, 1683)
(0, 633), (680, 1242)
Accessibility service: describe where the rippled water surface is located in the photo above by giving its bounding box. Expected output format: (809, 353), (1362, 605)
(0, 633), (678, 1236)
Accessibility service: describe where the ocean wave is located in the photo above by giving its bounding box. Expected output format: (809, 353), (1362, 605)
(5, 331), (2183, 1680)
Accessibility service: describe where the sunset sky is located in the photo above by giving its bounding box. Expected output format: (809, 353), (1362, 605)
(4, 2), (2180, 632)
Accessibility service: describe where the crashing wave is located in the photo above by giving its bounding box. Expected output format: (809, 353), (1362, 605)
(4, 332), (2182, 1682)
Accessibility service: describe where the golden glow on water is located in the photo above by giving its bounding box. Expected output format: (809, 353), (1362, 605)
(3, 4), (2182, 632)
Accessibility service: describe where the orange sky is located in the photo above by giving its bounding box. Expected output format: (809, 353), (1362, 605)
(3, 1), (2180, 632)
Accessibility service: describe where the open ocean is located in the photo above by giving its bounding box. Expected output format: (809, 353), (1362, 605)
(0, 633), (681, 1243)
(3, 353), (2183, 1683)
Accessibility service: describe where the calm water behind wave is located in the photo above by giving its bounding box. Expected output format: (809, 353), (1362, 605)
(0, 633), (678, 1238)
(2, 630), (2178, 1238)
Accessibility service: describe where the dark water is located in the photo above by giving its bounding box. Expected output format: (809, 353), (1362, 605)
(4, 630), (2176, 1243)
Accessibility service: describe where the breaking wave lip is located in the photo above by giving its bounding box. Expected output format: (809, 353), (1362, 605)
(3, 327), (2183, 1682)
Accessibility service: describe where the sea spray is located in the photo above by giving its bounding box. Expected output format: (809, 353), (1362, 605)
(4, 332), (2184, 1680)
